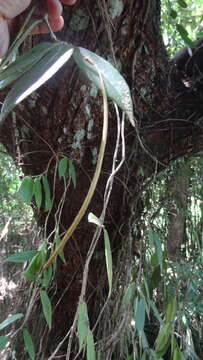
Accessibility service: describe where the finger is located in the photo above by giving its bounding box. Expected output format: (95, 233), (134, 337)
(0, 16), (10, 57)
(45, 0), (63, 20)
(0, 0), (31, 19)
(60, 0), (77, 4)
(32, 15), (64, 34)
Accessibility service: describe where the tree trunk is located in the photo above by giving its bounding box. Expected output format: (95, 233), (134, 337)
(0, 0), (203, 358)
(167, 160), (190, 261)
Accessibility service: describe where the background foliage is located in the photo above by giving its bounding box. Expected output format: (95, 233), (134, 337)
(0, 0), (203, 359)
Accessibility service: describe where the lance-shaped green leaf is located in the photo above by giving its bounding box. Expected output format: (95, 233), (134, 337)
(165, 296), (177, 323)
(42, 175), (52, 212)
(104, 228), (113, 295)
(69, 159), (77, 188)
(73, 47), (135, 126)
(6, 250), (38, 263)
(77, 301), (89, 349)
(0, 313), (24, 331)
(134, 298), (146, 332)
(0, 42), (56, 89)
(177, 0), (187, 8)
(0, 4), (42, 69)
(0, 43), (74, 123)
(40, 290), (52, 329)
(58, 157), (69, 179)
(176, 25), (195, 48)
(24, 251), (44, 281)
(0, 336), (9, 351)
(155, 323), (172, 357)
(34, 177), (42, 209)
(23, 329), (35, 360)
(18, 176), (34, 205)
(87, 330), (96, 360)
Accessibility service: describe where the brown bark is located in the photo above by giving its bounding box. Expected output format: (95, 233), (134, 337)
(167, 161), (190, 261)
(0, 0), (203, 358)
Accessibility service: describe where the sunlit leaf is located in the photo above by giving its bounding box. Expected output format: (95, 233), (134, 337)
(77, 301), (89, 349)
(176, 24), (195, 47)
(6, 250), (38, 263)
(173, 346), (184, 360)
(69, 160), (77, 188)
(0, 336), (9, 351)
(0, 42), (55, 89)
(58, 157), (69, 179)
(24, 252), (44, 281)
(18, 176), (34, 205)
(177, 0), (187, 8)
(33, 177), (42, 209)
(42, 175), (52, 212)
(88, 213), (103, 227)
(40, 290), (52, 329)
(166, 297), (177, 323)
(155, 323), (171, 357)
(87, 330), (96, 360)
(73, 47), (135, 126)
(23, 329), (35, 360)
(0, 43), (74, 123)
(0, 313), (24, 331)
(103, 228), (113, 295)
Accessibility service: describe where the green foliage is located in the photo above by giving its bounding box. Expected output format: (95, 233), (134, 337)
(104, 228), (113, 296)
(161, 0), (203, 53)
(23, 329), (35, 360)
(77, 301), (89, 349)
(40, 290), (52, 329)
(0, 313), (24, 331)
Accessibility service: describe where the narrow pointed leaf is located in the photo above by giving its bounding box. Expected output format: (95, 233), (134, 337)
(23, 329), (35, 360)
(40, 290), (52, 329)
(177, 0), (187, 8)
(88, 213), (103, 227)
(134, 298), (145, 332)
(18, 176), (34, 205)
(42, 175), (52, 212)
(122, 283), (136, 307)
(69, 159), (77, 188)
(103, 229), (113, 295)
(0, 313), (24, 331)
(42, 265), (53, 288)
(77, 301), (89, 349)
(0, 4), (41, 68)
(54, 233), (66, 263)
(33, 177), (42, 209)
(176, 25), (195, 47)
(166, 297), (177, 323)
(58, 157), (69, 178)
(6, 250), (38, 263)
(0, 336), (9, 351)
(73, 47), (135, 126)
(87, 330), (96, 360)
(24, 252), (44, 281)
(155, 323), (172, 357)
(0, 42), (55, 89)
(0, 43), (74, 122)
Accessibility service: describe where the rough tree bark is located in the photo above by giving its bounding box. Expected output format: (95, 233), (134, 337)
(0, 0), (203, 358)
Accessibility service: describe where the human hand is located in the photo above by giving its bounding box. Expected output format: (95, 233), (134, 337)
(0, 0), (77, 57)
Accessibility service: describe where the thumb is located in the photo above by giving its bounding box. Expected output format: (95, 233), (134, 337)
(0, 16), (10, 58)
